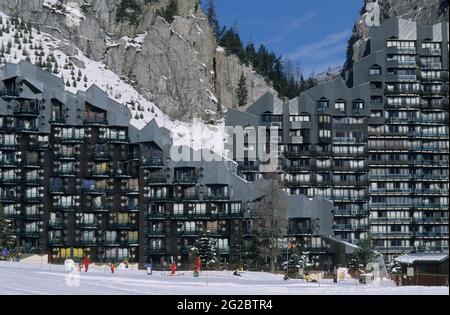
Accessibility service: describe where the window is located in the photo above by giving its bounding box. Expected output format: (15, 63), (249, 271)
(317, 98), (329, 111)
(289, 115), (310, 122)
(319, 129), (331, 138)
(174, 204), (184, 215)
(369, 65), (381, 75)
(353, 100), (365, 111)
(334, 101), (346, 113)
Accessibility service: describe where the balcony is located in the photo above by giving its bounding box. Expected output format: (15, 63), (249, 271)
(284, 151), (311, 159)
(54, 152), (77, 161)
(218, 246), (231, 255)
(22, 196), (42, 203)
(334, 210), (369, 218)
(420, 48), (442, 56)
(147, 212), (166, 219)
(49, 116), (66, 125)
(54, 170), (77, 177)
(414, 231), (447, 238)
(111, 222), (136, 230)
(0, 88), (20, 97)
(48, 221), (67, 229)
(125, 186), (140, 195)
(204, 194), (230, 201)
(77, 222), (99, 229)
(82, 186), (108, 195)
(141, 158), (164, 168)
(124, 204), (139, 212)
(23, 213), (42, 221)
(60, 136), (85, 143)
(146, 247), (167, 254)
(386, 46), (416, 55)
(13, 105), (40, 116)
(174, 176), (198, 184)
(374, 246), (413, 252)
(23, 232), (41, 239)
(333, 224), (369, 231)
(0, 177), (19, 185)
(84, 116), (108, 126)
(89, 204), (110, 212)
(0, 142), (18, 150)
(413, 217), (449, 224)
(112, 170), (133, 178)
(146, 176), (167, 184)
(370, 217), (413, 224)
(88, 169), (111, 178)
(78, 239), (98, 246)
(288, 228), (313, 235)
(106, 136), (130, 144)
(47, 239), (65, 246)
(88, 151), (111, 161)
(148, 230), (167, 237)
(0, 159), (17, 167)
(21, 159), (40, 168)
(54, 204), (77, 212)
(15, 124), (39, 133)
(372, 232), (412, 238)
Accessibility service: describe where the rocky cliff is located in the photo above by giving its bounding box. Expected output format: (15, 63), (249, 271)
(0, 0), (274, 122)
(344, 0), (449, 72)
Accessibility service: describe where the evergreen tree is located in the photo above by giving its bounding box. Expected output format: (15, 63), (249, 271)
(158, 0), (178, 24)
(349, 235), (376, 272)
(195, 236), (217, 268)
(0, 210), (15, 250)
(236, 72), (248, 107)
(205, 0), (220, 38)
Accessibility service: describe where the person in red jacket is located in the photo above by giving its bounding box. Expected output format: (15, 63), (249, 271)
(110, 262), (116, 274)
(171, 261), (177, 276)
(83, 256), (92, 272)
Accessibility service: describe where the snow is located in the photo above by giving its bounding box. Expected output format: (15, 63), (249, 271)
(121, 32), (147, 51)
(0, 11), (230, 159)
(216, 46), (225, 53)
(43, 0), (86, 26)
(395, 254), (449, 265)
(0, 261), (448, 295)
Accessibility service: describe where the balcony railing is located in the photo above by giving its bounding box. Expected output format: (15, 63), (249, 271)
(0, 88), (20, 97)
(141, 158), (164, 168)
(13, 106), (40, 116)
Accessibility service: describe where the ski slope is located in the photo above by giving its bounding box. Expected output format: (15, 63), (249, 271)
(0, 262), (447, 295)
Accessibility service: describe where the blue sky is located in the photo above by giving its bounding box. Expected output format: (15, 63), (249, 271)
(213, 0), (363, 75)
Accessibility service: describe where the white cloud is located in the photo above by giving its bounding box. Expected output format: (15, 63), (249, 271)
(264, 11), (317, 45)
(285, 30), (351, 61)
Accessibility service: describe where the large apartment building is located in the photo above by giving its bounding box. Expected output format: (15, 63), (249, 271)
(225, 17), (449, 262)
(0, 61), (336, 269)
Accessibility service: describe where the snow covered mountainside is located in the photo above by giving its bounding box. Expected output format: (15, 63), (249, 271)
(0, 0), (273, 122)
(0, 10), (228, 154)
(0, 261), (448, 295)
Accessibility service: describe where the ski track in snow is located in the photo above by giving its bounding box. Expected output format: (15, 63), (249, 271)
(0, 262), (448, 295)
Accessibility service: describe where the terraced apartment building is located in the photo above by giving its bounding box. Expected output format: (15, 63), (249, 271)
(0, 61), (335, 269)
(225, 17), (449, 262)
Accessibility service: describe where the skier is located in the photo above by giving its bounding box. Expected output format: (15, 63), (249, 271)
(1, 248), (9, 260)
(283, 273), (290, 281)
(171, 261), (177, 276)
(82, 256), (92, 272)
(110, 262), (116, 274)
(144, 257), (153, 275)
(233, 270), (242, 277)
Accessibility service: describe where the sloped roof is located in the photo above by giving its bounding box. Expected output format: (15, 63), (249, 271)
(395, 254), (449, 265)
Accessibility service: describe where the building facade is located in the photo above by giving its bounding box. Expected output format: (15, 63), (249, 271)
(225, 18), (449, 262)
(0, 61), (335, 269)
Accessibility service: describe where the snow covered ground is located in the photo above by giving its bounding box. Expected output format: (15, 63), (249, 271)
(0, 262), (448, 295)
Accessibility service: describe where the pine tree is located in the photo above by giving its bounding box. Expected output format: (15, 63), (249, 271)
(205, 0), (220, 38)
(236, 72), (248, 107)
(349, 235), (376, 272)
(195, 236), (217, 268)
(0, 210), (15, 250)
